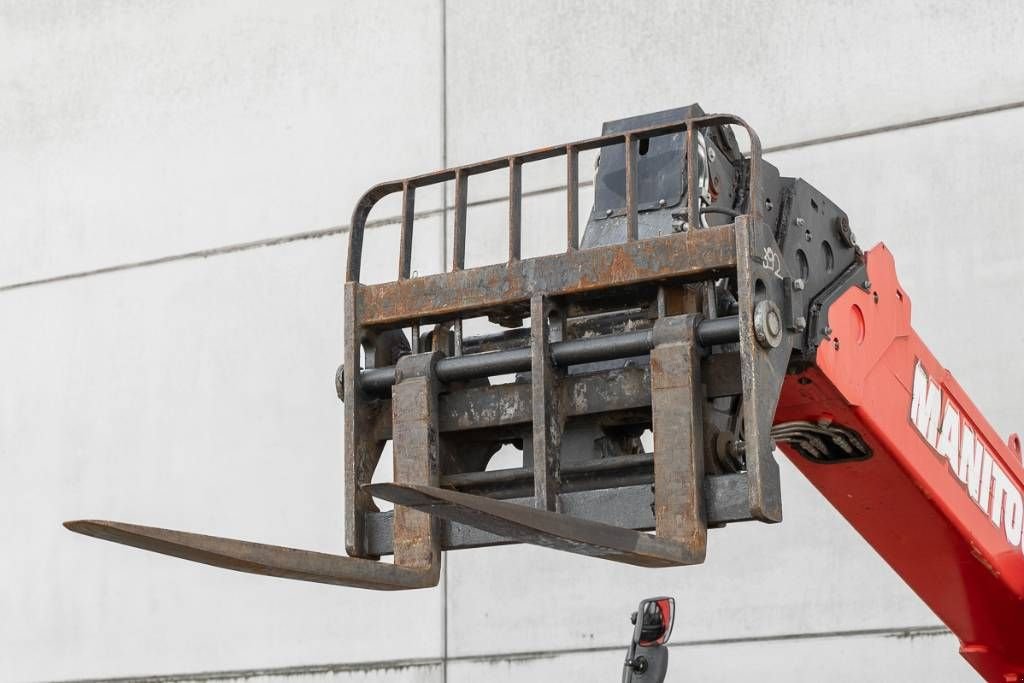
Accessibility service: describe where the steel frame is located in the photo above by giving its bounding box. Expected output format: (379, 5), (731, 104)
(343, 113), (796, 574)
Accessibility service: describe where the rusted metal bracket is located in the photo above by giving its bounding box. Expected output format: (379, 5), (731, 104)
(650, 315), (708, 560)
(367, 313), (710, 567)
(388, 351), (443, 580)
(530, 294), (565, 512)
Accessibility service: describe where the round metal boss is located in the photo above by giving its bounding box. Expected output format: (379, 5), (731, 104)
(753, 300), (784, 349)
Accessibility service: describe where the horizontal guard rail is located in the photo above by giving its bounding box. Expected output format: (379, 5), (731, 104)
(359, 315), (740, 393)
(355, 225), (737, 326)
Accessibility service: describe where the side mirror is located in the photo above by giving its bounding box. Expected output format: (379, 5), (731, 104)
(632, 596), (675, 646)
(624, 596), (675, 682)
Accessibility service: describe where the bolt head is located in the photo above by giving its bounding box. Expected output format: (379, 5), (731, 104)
(793, 278), (805, 291)
(795, 217), (806, 227)
(753, 300), (784, 349)
(605, 208), (613, 217)
(795, 316), (807, 332)
(658, 198), (666, 207)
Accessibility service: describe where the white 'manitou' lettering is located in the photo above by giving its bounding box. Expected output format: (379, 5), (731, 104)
(911, 363), (943, 448)
(910, 360), (1024, 556)
(936, 403), (961, 472)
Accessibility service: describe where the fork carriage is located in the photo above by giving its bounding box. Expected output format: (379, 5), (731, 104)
(67, 105), (866, 590)
(339, 105), (861, 587)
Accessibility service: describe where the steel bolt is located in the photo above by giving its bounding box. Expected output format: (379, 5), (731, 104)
(793, 278), (805, 291)
(822, 326), (833, 337)
(795, 217), (806, 227)
(658, 198), (666, 207)
(862, 279), (872, 290)
(605, 208), (613, 217)
(753, 300), (784, 349)
(795, 316), (807, 332)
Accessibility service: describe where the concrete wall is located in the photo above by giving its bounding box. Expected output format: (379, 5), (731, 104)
(3, 1), (1021, 680)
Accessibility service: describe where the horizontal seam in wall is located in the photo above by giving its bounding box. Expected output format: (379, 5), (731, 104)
(5, 97), (1023, 294)
(448, 624), (952, 665)
(48, 625), (950, 682)
(48, 657), (443, 683)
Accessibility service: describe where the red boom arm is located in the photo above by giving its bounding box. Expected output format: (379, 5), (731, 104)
(776, 244), (1024, 682)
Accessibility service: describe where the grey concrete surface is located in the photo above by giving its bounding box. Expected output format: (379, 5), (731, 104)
(0, 233), (444, 682)
(446, 630), (973, 682)
(445, 0), (1024, 164)
(0, 0), (444, 286)
(4, 1), (1019, 681)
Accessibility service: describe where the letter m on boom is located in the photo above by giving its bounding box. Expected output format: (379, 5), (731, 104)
(911, 361), (943, 448)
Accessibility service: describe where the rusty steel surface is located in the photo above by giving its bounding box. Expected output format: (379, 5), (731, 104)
(63, 520), (437, 590)
(355, 226), (737, 327)
(334, 107), (801, 583)
(357, 316), (741, 394)
(389, 352), (443, 578)
(366, 483), (703, 568)
(346, 113), (762, 283)
(650, 315), (708, 561)
(530, 294), (565, 511)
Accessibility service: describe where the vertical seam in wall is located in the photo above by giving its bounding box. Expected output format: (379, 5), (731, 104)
(440, 2), (449, 682)
(440, 0), (449, 274)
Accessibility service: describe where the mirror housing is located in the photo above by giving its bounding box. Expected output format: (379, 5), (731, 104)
(624, 596), (675, 682)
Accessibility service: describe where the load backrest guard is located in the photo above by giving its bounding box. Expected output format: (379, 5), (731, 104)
(342, 106), (795, 579)
(67, 105), (863, 591)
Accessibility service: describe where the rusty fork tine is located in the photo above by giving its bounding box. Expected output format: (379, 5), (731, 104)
(64, 520), (439, 591)
(365, 483), (703, 568)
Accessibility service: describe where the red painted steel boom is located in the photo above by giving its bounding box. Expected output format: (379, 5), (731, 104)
(777, 244), (1024, 681)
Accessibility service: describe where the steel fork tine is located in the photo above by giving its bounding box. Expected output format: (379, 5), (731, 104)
(64, 520), (439, 591)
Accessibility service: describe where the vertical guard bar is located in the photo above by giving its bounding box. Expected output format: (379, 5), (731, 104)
(391, 351), (443, 575)
(625, 133), (638, 241)
(344, 284), (385, 557)
(452, 170), (468, 271)
(650, 315), (708, 560)
(530, 294), (564, 511)
(508, 158), (522, 262)
(566, 145), (579, 250)
(346, 180), (403, 283)
(398, 181), (415, 280)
